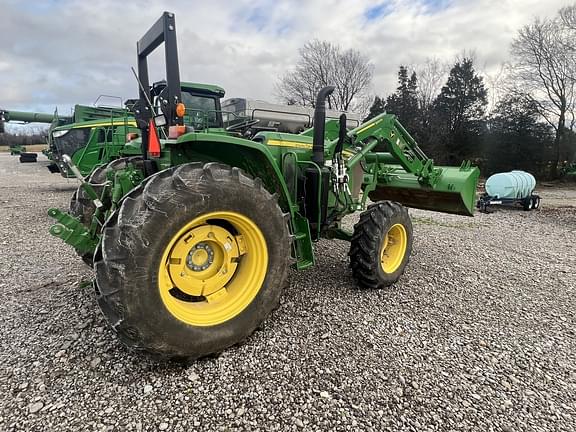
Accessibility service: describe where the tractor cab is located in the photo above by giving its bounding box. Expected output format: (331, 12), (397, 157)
(151, 80), (226, 130)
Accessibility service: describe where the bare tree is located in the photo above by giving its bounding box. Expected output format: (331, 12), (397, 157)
(510, 16), (576, 177)
(412, 58), (447, 150)
(482, 62), (507, 116)
(275, 40), (373, 112)
(560, 4), (576, 30)
(415, 57), (448, 113)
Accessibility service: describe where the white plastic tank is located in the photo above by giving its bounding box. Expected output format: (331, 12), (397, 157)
(485, 170), (536, 199)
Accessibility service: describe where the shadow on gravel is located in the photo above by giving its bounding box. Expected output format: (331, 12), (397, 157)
(540, 206), (576, 226)
(9, 280), (62, 294)
(34, 185), (78, 192)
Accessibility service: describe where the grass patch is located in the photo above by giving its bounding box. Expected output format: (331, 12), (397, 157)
(79, 279), (93, 289)
(0, 144), (47, 152)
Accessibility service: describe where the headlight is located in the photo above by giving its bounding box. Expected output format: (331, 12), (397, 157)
(52, 129), (70, 138)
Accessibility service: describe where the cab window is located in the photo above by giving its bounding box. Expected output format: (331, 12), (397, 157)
(181, 92), (219, 128)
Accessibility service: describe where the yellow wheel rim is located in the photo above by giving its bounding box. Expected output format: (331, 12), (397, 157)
(158, 211), (268, 326)
(380, 223), (407, 274)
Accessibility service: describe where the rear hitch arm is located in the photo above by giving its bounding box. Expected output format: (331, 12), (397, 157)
(47, 208), (99, 255)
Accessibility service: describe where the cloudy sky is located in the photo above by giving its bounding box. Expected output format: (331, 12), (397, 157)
(1, 0), (572, 126)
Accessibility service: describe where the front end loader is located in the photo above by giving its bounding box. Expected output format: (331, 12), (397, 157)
(48, 12), (479, 360)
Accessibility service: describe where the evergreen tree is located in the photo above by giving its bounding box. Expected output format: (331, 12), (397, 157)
(484, 95), (553, 177)
(432, 58), (487, 164)
(364, 96), (386, 122)
(385, 66), (420, 137)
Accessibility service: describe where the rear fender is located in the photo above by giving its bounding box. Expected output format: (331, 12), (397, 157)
(173, 133), (294, 213)
(172, 134), (318, 268)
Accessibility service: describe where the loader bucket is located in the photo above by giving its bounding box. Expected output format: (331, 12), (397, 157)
(369, 165), (480, 216)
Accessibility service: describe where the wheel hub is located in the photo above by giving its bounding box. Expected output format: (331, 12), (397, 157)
(380, 223), (407, 274)
(166, 224), (240, 298)
(186, 242), (214, 272)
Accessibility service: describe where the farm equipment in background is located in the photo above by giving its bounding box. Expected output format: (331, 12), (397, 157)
(2, 86), (363, 178)
(222, 98), (362, 134)
(0, 109), (62, 129)
(49, 83), (364, 178)
(0, 109), (70, 162)
(9, 145), (26, 155)
(0, 106), (131, 172)
(48, 12), (480, 361)
(47, 104), (138, 177)
(476, 170), (540, 212)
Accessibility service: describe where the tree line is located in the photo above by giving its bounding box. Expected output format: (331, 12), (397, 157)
(365, 58), (575, 179)
(0, 132), (47, 147)
(277, 5), (576, 180)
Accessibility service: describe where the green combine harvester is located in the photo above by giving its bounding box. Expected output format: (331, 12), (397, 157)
(46, 103), (138, 176)
(0, 105), (133, 169)
(48, 12), (480, 361)
(0, 109), (68, 161)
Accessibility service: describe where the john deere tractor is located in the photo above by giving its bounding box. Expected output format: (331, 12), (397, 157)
(48, 12), (479, 360)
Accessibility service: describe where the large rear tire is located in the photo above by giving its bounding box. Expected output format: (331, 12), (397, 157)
(349, 201), (413, 288)
(94, 162), (291, 360)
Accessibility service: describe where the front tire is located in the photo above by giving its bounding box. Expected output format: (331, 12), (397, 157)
(349, 201), (413, 288)
(94, 162), (291, 360)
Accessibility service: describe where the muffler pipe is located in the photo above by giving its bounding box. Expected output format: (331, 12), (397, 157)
(312, 85), (335, 166)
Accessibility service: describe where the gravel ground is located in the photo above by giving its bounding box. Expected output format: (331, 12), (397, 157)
(0, 153), (575, 431)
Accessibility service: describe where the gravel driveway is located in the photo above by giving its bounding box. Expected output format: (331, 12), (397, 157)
(1, 153), (575, 431)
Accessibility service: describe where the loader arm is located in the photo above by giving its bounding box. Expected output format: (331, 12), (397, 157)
(339, 113), (479, 216)
(345, 113), (442, 186)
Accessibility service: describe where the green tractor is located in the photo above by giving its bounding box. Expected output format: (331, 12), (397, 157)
(48, 12), (480, 360)
(9, 145), (26, 156)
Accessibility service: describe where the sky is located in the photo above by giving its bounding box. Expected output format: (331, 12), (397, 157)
(1, 0), (572, 132)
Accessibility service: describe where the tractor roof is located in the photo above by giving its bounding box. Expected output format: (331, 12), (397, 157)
(151, 80), (225, 98)
(181, 82), (226, 97)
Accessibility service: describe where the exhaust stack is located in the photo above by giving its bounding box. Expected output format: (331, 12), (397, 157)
(312, 86), (335, 166)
